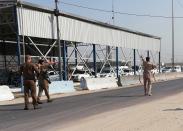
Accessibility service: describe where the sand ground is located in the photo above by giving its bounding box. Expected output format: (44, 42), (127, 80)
(59, 92), (183, 131)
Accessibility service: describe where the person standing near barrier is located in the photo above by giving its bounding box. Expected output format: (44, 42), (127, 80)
(37, 59), (54, 104)
(141, 56), (156, 96)
(19, 55), (40, 110)
(68, 64), (72, 80)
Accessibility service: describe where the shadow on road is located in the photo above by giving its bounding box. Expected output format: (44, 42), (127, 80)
(163, 108), (183, 111)
(0, 108), (24, 112)
(0, 103), (25, 112)
(100, 95), (144, 98)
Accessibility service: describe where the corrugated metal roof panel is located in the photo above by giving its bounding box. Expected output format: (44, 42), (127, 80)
(15, 1), (161, 51)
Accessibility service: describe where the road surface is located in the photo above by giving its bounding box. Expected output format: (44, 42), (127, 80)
(0, 78), (183, 131)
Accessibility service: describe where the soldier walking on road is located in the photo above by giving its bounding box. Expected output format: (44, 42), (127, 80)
(37, 59), (53, 104)
(19, 55), (40, 110)
(141, 56), (156, 96)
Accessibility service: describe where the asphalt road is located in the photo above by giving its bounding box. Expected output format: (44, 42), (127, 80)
(0, 78), (183, 131)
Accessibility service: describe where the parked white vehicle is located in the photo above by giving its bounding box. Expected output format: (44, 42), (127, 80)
(174, 65), (181, 72)
(98, 72), (116, 78)
(48, 71), (59, 81)
(72, 70), (91, 82)
(123, 68), (134, 76)
(162, 67), (172, 73)
(116, 66), (135, 76)
(162, 65), (181, 73)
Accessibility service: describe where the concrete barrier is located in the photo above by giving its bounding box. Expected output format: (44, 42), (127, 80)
(120, 75), (140, 86)
(80, 77), (118, 90)
(0, 86), (14, 101)
(155, 72), (183, 81)
(80, 77), (87, 90)
(118, 72), (183, 87)
(36, 81), (75, 95)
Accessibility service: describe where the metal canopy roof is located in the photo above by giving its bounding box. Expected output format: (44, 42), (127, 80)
(17, 1), (161, 40)
(0, 0), (161, 52)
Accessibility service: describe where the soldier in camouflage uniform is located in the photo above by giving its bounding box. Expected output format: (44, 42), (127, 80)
(19, 55), (40, 110)
(37, 59), (53, 104)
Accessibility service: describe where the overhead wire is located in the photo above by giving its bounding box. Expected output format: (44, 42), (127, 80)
(61, 1), (111, 13)
(61, 1), (183, 19)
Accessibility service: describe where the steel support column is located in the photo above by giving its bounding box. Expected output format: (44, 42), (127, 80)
(14, 7), (21, 66)
(93, 44), (97, 77)
(133, 49), (136, 75)
(116, 47), (119, 78)
(55, 0), (62, 80)
(62, 41), (67, 80)
(14, 5), (22, 90)
(66, 45), (68, 69)
(147, 50), (150, 57)
(74, 42), (78, 66)
(159, 51), (161, 73)
(3, 40), (7, 70)
(172, 0), (175, 71)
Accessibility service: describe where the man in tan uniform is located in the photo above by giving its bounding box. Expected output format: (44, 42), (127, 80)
(141, 56), (156, 96)
(37, 59), (53, 104)
(19, 55), (40, 110)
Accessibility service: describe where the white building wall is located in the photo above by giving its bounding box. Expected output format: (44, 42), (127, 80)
(17, 7), (160, 52)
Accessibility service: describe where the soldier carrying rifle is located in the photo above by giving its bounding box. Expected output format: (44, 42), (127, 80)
(37, 59), (55, 104)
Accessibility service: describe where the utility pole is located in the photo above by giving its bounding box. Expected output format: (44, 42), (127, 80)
(172, 0), (175, 71)
(54, 0), (62, 80)
(106, 0), (114, 62)
(112, 0), (115, 25)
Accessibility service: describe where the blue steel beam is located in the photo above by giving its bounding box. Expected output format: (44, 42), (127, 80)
(62, 41), (67, 80)
(116, 47), (119, 78)
(74, 42), (78, 66)
(133, 49), (136, 75)
(14, 5), (23, 91)
(159, 51), (161, 73)
(93, 44), (97, 77)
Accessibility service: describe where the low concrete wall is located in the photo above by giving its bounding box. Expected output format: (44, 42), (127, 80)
(155, 72), (183, 81)
(36, 81), (76, 95)
(0, 85), (14, 101)
(119, 72), (183, 86)
(80, 73), (183, 90)
(120, 75), (140, 86)
(80, 77), (118, 90)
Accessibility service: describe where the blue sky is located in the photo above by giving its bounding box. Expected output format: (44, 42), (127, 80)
(24, 0), (183, 62)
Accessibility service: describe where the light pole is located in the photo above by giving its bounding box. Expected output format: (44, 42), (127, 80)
(54, 0), (62, 80)
(172, 0), (175, 71)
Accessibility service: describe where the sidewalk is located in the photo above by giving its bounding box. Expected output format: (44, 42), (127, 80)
(1, 73), (183, 106)
(59, 92), (183, 131)
(0, 86), (119, 106)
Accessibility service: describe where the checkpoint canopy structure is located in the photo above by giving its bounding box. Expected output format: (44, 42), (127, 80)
(0, 0), (161, 81)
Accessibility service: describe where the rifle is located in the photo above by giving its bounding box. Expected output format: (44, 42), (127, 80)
(42, 71), (51, 84)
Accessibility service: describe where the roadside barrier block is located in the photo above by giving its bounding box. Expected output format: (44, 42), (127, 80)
(0, 86), (14, 101)
(118, 72), (183, 87)
(119, 75), (140, 86)
(36, 81), (75, 95)
(80, 77), (118, 90)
